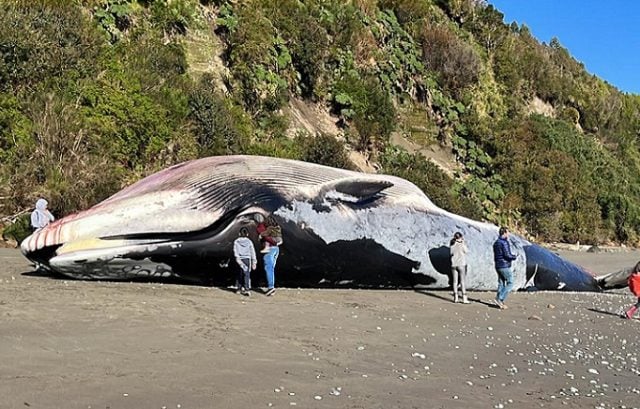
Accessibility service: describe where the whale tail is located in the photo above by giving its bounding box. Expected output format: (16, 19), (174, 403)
(595, 268), (632, 290)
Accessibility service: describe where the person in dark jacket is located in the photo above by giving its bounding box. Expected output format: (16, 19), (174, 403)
(492, 227), (517, 309)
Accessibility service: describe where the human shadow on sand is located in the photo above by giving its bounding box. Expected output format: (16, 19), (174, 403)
(587, 307), (626, 318)
(415, 290), (498, 308)
(414, 290), (451, 302)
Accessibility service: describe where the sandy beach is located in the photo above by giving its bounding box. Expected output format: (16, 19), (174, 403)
(1, 247), (639, 409)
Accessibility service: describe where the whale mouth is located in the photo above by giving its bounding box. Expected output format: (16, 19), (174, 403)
(21, 205), (259, 279)
(23, 244), (61, 271)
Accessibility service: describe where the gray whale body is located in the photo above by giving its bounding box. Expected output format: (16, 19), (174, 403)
(21, 155), (600, 291)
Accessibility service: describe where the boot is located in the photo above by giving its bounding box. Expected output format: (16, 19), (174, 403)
(624, 305), (638, 319)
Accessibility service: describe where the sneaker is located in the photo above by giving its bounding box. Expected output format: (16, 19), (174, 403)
(462, 295), (470, 304)
(453, 295), (459, 303)
(624, 306), (638, 319)
(235, 287), (243, 295)
(266, 288), (276, 296)
(493, 299), (504, 309)
(241, 290), (251, 297)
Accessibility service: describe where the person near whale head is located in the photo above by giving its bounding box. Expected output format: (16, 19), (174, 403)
(622, 261), (640, 319)
(30, 198), (55, 232)
(255, 214), (282, 296)
(259, 220), (282, 254)
(255, 214), (277, 253)
(492, 226), (517, 309)
(450, 231), (470, 304)
(233, 227), (257, 296)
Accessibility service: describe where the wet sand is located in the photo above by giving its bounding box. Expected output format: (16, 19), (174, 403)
(1, 247), (640, 409)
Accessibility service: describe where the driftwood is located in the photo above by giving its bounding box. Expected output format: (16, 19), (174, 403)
(1, 209), (30, 224)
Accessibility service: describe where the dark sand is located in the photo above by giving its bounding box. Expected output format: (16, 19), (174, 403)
(1, 247), (639, 409)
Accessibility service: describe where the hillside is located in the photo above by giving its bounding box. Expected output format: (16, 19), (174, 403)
(1, 0), (640, 245)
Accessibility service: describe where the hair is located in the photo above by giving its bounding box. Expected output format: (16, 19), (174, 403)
(633, 261), (640, 274)
(499, 227), (509, 236)
(238, 227), (249, 237)
(450, 231), (463, 246)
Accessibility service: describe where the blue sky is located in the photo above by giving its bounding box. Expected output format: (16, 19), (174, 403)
(488, 0), (640, 95)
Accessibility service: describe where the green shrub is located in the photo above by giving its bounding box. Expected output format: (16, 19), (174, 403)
(0, 2), (104, 92)
(1, 213), (31, 244)
(150, 0), (200, 36)
(93, 0), (134, 43)
(333, 74), (395, 152)
(188, 75), (251, 156)
(491, 116), (608, 242)
(217, 2), (290, 113)
(420, 23), (481, 96)
(244, 136), (301, 160)
(295, 132), (354, 170)
(379, 146), (483, 220)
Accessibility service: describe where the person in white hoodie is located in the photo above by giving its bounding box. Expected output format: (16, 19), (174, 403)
(233, 227), (257, 296)
(449, 231), (469, 304)
(30, 198), (55, 231)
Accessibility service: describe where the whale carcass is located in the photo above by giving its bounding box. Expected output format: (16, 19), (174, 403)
(20, 155), (601, 291)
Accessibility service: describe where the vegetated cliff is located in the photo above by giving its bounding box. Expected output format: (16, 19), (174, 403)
(1, 0), (639, 246)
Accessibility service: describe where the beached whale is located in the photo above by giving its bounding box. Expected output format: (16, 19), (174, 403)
(21, 155), (600, 291)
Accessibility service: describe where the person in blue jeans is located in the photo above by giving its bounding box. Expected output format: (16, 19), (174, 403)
(263, 245), (279, 296)
(492, 227), (517, 309)
(258, 216), (281, 296)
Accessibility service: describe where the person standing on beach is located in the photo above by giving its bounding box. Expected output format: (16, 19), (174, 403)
(622, 261), (640, 319)
(30, 198), (54, 231)
(255, 214), (282, 296)
(233, 227), (257, 296)
(492, 227), (517, 309)
(450, 231), (469, 304)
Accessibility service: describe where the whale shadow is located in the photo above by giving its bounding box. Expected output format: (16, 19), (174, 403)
(427, 246), (453, 287)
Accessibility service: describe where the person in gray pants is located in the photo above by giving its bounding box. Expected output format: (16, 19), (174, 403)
(233, 227), (257, 296)
(450, 231), (469, 304)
